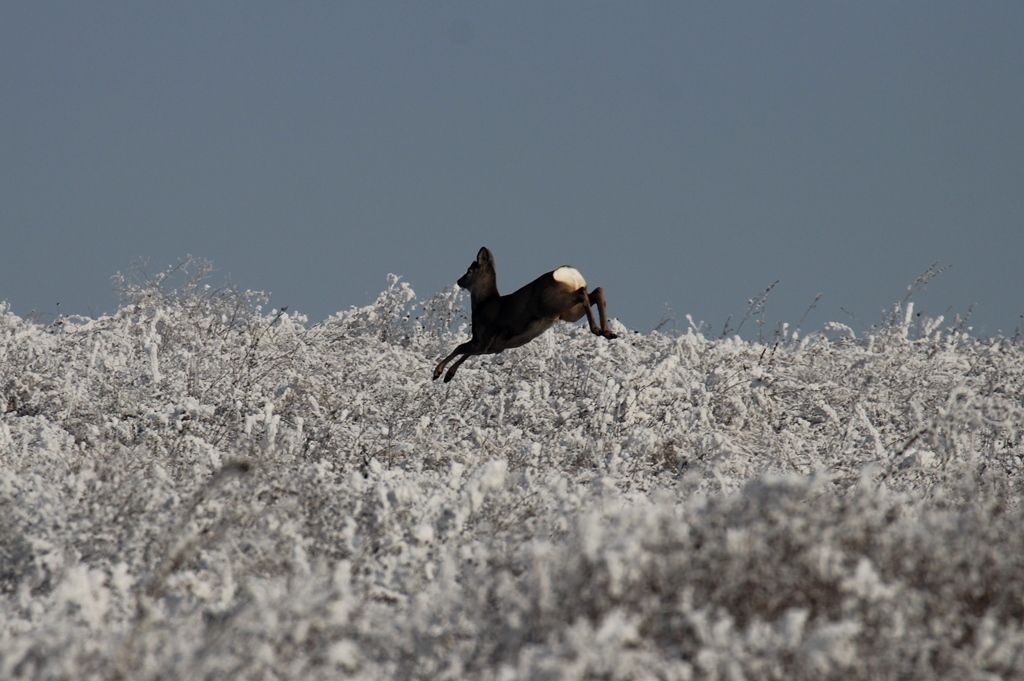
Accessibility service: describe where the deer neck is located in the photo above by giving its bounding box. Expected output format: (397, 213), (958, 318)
(470, 280), (499, 308)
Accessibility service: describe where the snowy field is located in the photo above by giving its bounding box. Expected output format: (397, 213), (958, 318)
(2, 260), (1023, 680)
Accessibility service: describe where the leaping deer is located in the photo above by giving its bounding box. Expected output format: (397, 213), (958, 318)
(432, 247), (617, 382)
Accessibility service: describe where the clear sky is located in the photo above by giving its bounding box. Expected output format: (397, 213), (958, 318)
(3, 2), (1022, 336)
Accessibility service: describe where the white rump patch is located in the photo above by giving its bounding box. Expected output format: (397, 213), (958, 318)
(553, 266), (586, 291)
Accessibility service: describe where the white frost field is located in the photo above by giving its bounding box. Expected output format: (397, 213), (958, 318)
(2, 261), (1023, 680)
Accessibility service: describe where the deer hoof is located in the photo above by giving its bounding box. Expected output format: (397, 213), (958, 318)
(432, 364), (444, 381)
(602, 330), (618, 340)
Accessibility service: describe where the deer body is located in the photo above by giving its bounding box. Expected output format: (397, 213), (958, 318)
(433, 248), (617, 382)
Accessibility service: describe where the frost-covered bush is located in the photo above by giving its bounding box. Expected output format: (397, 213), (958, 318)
(1, 259), (1023, 680)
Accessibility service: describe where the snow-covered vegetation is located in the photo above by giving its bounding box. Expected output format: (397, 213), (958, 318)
(2, 258), (1023, 680)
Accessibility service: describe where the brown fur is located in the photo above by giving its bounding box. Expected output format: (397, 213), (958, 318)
(433, 247), (617, 382)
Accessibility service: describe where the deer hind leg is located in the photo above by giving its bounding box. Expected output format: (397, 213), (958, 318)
(562, 287), (617, 339)
(588, 287), (617, 339)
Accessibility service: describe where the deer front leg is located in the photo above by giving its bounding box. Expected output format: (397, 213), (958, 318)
(433, 341), (475, 380)
(443, 352), (473, 382)
(437, 336), (498, 382)
(580, 287), (618, 339)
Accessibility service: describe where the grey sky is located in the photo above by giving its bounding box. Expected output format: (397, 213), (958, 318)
(3, 2), (1022, 336)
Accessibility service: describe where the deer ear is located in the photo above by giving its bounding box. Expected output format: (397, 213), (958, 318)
(476, 247), (493, 266)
